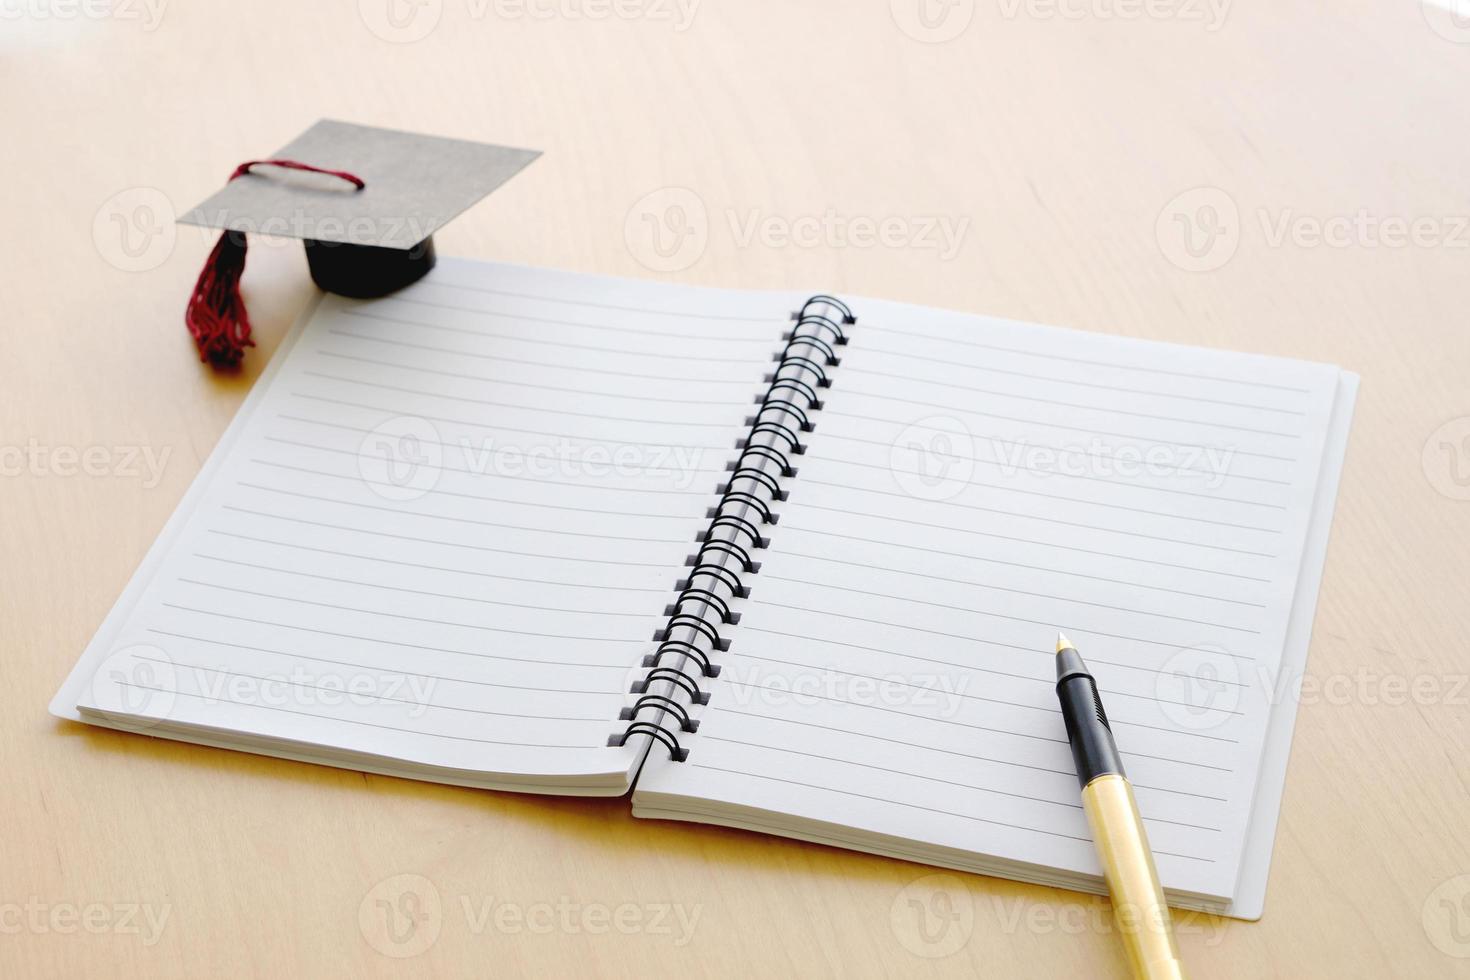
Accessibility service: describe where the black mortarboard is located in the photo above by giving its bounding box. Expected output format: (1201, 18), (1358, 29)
(178, 119), (539, 367)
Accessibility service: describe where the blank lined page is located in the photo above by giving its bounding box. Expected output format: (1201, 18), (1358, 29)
(57, 260), (797, 789)
(635, 298), (1348, 897)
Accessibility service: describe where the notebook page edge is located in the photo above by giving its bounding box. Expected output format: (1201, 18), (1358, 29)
(1226, 369), (1359, 920)
(49, 291), (328, 721)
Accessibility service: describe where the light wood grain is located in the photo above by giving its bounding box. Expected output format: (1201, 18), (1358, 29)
(4, 1), (1470, 976)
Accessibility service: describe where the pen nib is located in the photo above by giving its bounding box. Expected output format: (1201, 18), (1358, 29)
(1056, 632), (1074, 654)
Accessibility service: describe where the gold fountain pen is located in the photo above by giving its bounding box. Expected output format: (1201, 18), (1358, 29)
(1055, 633), (1187, 980)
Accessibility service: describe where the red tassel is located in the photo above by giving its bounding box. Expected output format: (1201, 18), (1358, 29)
(185, 230), (254, 368)
(183, 159), (366, 368)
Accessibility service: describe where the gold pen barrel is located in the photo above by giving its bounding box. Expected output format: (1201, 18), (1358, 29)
(1081, 774), (1188, 980)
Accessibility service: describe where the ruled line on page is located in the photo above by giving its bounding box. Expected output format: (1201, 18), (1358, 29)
(808, 456), (1287, 526)
(177, 576), (652, 622)
(784, 508), (1275, 582)
(699, 736), (1223, 833)
(302, 367), (738, 407)
(194, 543), (669, 592)
(747, 599), (1259, 663)
(245, 462), (701, 520)
(193, 553), (666, 600)
(771, 542), (1269, 609)
(816, 428), (1292, 487)
(131, 658), (614, 724)
(210, 515), (677, 567)
(230, 485), (692, 544)
(792, 481), (1281, 555)
(835, 382), (1303, 439)
(418, 278), (786, 325)
(277, 407), (733, 452)
(146, 631), (619, 695)
(686, 762), (1218, 861)
(708, 707), (1230, 802)
(854, 323), (1312, 395)
(325, 325), (760, 370)
(840, 363), (1307, 417)
(262, 437), (718, 497)
(290, 376), (739, 427)
(815, 444), (1290, 509)
(760, 573), (1261, 634)
(334, 316), (760, 365)
(381, 294), (780, 343)
(111, 683), (605, 750)
(824, 408), (1299, 465)
(312, 348), (761, 387)
(717, 678), (1239, 762)
(737, 626), (1251, 688)
(149, 613), (637, 668)
(723, 655), (1240, 746)
(730, 648), (1247, 717)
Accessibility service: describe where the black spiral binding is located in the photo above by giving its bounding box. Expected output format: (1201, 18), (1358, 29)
(608, 294), (856, 762)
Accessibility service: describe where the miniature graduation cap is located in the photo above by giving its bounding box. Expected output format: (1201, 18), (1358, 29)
(179, 120), (539, 367)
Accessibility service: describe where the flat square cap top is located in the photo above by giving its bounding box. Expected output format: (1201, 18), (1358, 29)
(179, 120), (540, 250)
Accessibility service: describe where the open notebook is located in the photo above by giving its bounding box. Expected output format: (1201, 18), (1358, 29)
(51, 258), (1356, 920)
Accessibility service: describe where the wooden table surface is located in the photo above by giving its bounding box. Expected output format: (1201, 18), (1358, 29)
(5, 1), (1470, 976)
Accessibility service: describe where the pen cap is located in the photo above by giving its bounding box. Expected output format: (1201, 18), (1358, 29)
(178, 120), (540, 366)
(1056, 645), (1126, 787)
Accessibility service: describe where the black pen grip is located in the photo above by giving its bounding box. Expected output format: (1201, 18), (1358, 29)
(1056, 649), (1126, 788)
